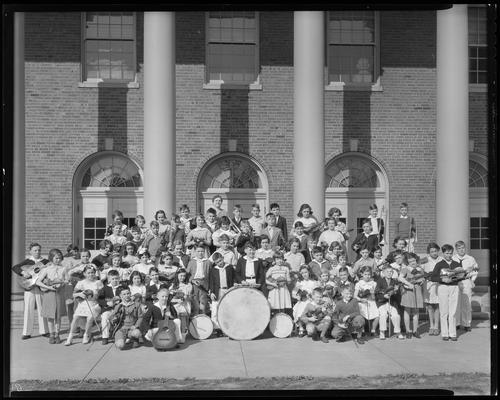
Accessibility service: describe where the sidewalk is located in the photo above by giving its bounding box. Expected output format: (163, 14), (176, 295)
(9, 313), (491, 383)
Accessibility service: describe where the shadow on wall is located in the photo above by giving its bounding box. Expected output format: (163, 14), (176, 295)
(98, 87), (128, 153)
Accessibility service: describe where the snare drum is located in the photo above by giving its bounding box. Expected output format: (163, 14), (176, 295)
(217, 286), (270, 340)
(188, 314), (214, 340)
(269, 312), (293, 338)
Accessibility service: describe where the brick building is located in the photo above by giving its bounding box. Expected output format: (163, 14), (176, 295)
(10, 6), (491, 281)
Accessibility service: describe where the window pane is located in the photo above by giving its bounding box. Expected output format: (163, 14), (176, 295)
(470, 239), (480, 249)
(470, 217), (479, 227)
(480, 217), (488, 226)
(481, 239), (488, 249)
(96, 218), (106, 227)
(85, 228), (95, 238)
(470, 228), (480, 238)
(84, 218), (95, 228)
(84, 240), (94, 250)
(329, 45), (373, 83)
(96, 228), (107, 238)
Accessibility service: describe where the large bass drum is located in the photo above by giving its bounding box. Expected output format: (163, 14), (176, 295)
(217, 286), (270, 340)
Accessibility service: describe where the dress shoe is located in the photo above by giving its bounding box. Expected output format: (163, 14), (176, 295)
(413, 332), (421, 339)
(21, 335), (31, 340)
(41, 333), (50, 338)
(450, 337), (457, 342)
(54, 335), (61, 344)
(356, 336), (365, 345)
(442, 336), (449, 341)
(102, 338), (109, 345)
(406, 332), (412, 339)
(320, 336), (329, 343)
(465, 326), (472, 332)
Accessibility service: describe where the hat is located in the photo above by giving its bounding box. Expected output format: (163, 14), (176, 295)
(380, 262), (393, 270)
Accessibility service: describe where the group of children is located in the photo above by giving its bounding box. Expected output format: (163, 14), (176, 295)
(12, 200), (479, 349)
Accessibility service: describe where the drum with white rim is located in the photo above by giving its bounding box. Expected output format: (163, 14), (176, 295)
(269, 312), (293, 338)
(188, 314), (214, 340)
(217, 286), (270, 340)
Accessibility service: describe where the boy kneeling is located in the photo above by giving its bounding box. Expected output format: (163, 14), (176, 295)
(299, 288), (334, 343)
(107, 286), (144, 350)
(331, 286), (365, 344)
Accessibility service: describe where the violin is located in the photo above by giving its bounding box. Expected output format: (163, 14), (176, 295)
(440, 267), (466, 283)
(357, 288), (372, 299)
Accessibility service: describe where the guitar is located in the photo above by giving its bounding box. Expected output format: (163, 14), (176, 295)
(440, 267), (467, 284)
(152, 318), (178, 351)
(18, 263), (45, 291)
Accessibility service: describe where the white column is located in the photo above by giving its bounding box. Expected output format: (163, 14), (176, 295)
(13, 12), (25, 292)
(143, 12), (176, 222)
(293, 11), (325, 218)
(436, 5), (469, 247)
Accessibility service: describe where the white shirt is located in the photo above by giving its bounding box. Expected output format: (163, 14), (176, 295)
(194, 258), (207, 280)
(215, 265), (229, 288)
(318, 229), (345, 247)
(244, 256), (256, 279)
(368, 216), (380, 236)
(452, 253), (479, 280)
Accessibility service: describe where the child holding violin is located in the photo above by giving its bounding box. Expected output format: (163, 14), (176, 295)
(375, 263), (404, 340)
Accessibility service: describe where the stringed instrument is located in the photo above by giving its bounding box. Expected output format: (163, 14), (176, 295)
(152, 318), (178, 351)
(357, 288), (372, 299)
(440, 267), (466, 283)
(18, 263), (45, 291)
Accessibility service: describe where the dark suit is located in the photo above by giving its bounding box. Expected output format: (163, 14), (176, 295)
(261, 226), (285, 249)
(374, 276), (400, 307)
(275, 216), (288, 242)
(140, 295), (178, 333)
(208, 265), (235, 300)
(234, 257), (266, 296)
(97, 285), (121, 312)
(145, 281), (169, 303)
(351, 233), (379, 260)
(172, 253), (191, 269)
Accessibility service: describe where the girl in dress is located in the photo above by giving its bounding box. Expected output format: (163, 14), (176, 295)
(373, 246), (386, 277)
(105, 222), (127, 254)
(65, 265), (103, 345)
(284, 238), (306, 273)
(354, 266), (379, 337)
(266, 251), (292, 318)
(128, 270), (147, 300)
(325, 241), (342, 268)
(36, 248), (69, 344)
(122, 241), (140, 269)
(185, 214), (212, 259)
(422, 242), (442, 336)
(327, 207), (350, 241)
(169, 268), (194, 318)
(155, 209), (172, 238)
(179, 204), (196, 235)
(106, 209), (128, 237)
(156, 251), (178, 286)
(292, 204), (320, 240)
(291, 265), (317, 336)
(398, 252), (425, 339)
(133, 249), (152, 282)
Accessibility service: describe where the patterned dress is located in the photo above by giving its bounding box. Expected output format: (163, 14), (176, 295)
(38, 263), (68, 319)
(266, 265), (292, 310)
(399, 266), (424, 308)
(354, 279), (378, 320)
(73, 279), (103, 318)
(422, 256), (442, 304)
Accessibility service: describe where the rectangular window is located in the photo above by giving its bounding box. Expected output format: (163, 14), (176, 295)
(84, 217), (107, 250)
(206, 11), (259, 86)
(327, 11), (380, 88)
(470, 217), (488, 250)
(468, 6), (487, 85)
(82, 12), (136, 84)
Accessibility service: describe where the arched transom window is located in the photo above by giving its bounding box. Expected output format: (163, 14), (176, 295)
(469, 159), (488, 187)
(326, 156), (381, 189)
(199, 157), (262, 190)
(81, 155), (142, 188)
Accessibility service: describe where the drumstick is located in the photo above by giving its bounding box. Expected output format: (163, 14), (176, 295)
(387, 291), (392, 338)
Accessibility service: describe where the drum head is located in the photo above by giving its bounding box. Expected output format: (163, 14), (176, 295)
(269, 313), (293, 338)
(189, 315), (214, 340)
(217, 287), (270, 340)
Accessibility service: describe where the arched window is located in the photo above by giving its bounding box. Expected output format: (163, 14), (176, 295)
(325, 155), (382, 189)
(197, 153), (268, 217)
(81, 155), (142, 188)
(469, 159), (488, 187)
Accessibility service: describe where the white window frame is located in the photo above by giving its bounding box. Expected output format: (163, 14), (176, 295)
(79, 12), (139, 88)
(468, 4), (487, 92)
(325, 11), (382, 92)
(203, 11), (262, 90)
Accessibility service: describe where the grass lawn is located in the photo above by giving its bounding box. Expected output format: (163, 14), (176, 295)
(11, 372), (490, 395)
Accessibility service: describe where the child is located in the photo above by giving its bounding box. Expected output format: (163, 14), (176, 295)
(292, 221), (309, 256)
(169, 214), (186, 247)
(208, 252), (235, 336)
(169, 268), (194, 317)
(385, 236), (408, 264)
(155, 209), (172, 237)
(373, 246), (386, 276)
(431, 246), (462, 337)
(234, 242), (266, 293)
(35, 248), (68, 344)
(300, 288), (334, 343)
(389, 249), (406, 280)
(171, 240), (191, 269)
(284, 238), (306, 273)
(11, 242), (49, 339)
(318, 218), (345, 250)
(375, 263), (404, 340)
(247, 204), (266, 243)
(205, 208), (219, 234)
(325, 241), (343, 267)
(133, 249), (153, 281)
(292, 265), (319, 302)
(394, 202), (417, 252)
(142, 288), (184, 347)
(62, 244), (80, 270)
(452, 240), (479, 332)
(261, 213), (286, 249)
(210, 234), (238, 267)
(332, 266), (355, 301)
(105, 222), (128, 254)
(331, 286), (365, 344)
(398, 252), (425, 339)
(156, 250), (178, 286)
(230, 204), (245, 233)
(145, 267), (169, 304)
(185, 214), (212, 258)
(106, 210), (129, 237)
(97, 269), (122, 345)
(308, 246), (331, 280)
(91, 239), (113, 272)
(255, 235), (274, 261)
(122, 241), (140, 268)
(141, 220), (166, 263)
(352, 247), (377, 280)
(128, 270), (147, 299)
(331, 253), (354, 279)
(292, 203), (320, 240)
(212, 216), (237, 248)
(107, 286), (145, 349)
(65, 265), (103, 345)
(212, 195), (226, 217)
(129, 226), (144, 249)
(354, 266), (379, 337)
(130, 214), (148, 241)
(351, 219), (379, 261)
(266, 251), (292, 318)
(179, 204), (196, 235)
(327, 207), (350, 241)
(234, 220), (256, 256)
(186, 244), (211, 315)
(270, 202), (288, 242)
(422, 242), (442, 336)
(110, 252), (132, 285)
(367, 204), (385, 246)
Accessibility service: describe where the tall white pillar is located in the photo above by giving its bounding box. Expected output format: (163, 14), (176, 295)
(293, 11), (325, 219)
(13, 12), (25, 292)
(436, 5), (469, 247)
(143, 12), (176, 222)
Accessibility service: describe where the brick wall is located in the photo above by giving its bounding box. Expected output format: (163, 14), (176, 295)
(23, 11), (489, 254)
